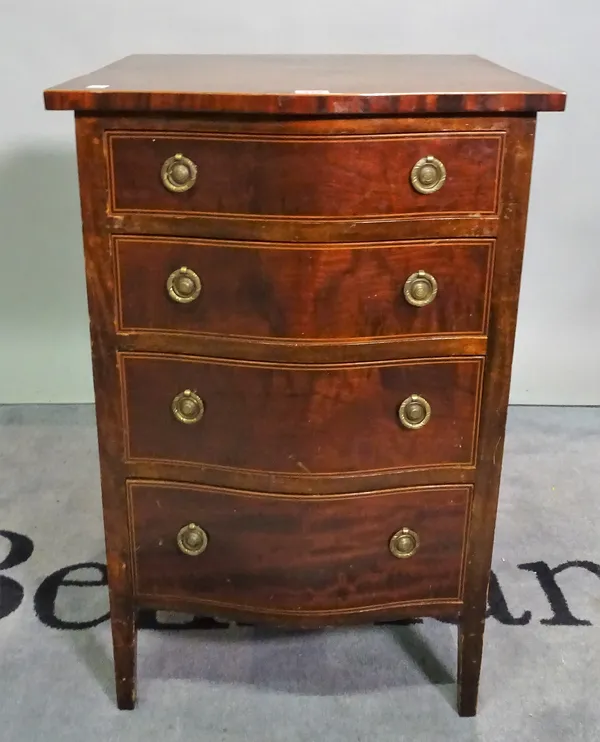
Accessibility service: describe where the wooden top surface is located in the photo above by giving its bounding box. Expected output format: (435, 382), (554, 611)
(44, 54), (566, 115)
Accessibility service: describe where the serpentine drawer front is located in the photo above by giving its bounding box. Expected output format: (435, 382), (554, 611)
(107, 131), (504, 218)
(45, 54), (565, 715)
(114, 236), (495, 341)
(120, 353), (483, 474)
(128, 481), (472, 617)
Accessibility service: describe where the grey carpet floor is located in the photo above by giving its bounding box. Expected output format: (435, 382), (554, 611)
(0, 404), (599, 741)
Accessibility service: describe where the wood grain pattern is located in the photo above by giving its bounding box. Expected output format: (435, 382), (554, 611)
(74, 116), (137, 710)
(51, 59), (563, 712)
(44, 54), (566, 114)
(128, 480), (472, 615)
(457, 115), (537, 717)
(134, 593), (461, 627)
(108, 131), (504, 218)
(114, 236), (494, 341)
(120, 354), (484, 474)
(108, 211), (500, 244)
(115, 332), (487, 365)
(123, 458), (477, 496)
(102, 114), (512, 243)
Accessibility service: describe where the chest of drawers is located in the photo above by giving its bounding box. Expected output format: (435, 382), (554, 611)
(44, 54), (565, 715)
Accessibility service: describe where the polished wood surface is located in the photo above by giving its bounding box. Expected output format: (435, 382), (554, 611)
(102, 114), (512, 243)
(129, 481), (471, 614)
(123, 457), (477, 497)
(44, 54), (566, 114)
(73, 116), (137, 710)
(49, 55), (565, 714)
(115, 236), (494, 341)
(135, 593), (462, 626)
(457, 115), (537, 717)
(121, 354), (483, 474)
(115, 332), (488, 367)
(108, 131), (503, 218)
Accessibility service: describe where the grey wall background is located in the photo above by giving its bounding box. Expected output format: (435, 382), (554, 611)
(0, 0), (594, 404)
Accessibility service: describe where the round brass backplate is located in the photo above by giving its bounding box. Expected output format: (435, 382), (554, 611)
(171, 390), (204, 425)
(410, 155), (446, 194)
(404, 270), (438, 307)
(398, 394), (431, 430)
(161, 153), (198, 193)
(177, 523), (208, 556)
(167, 266), (202, 304)
(389, 528), (420, 559)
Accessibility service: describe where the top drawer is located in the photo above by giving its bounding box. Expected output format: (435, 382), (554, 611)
(107, 131), (504, 219)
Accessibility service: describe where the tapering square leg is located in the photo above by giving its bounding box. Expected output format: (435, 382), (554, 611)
(457, 617), (485, 717)
(110, 600), (137, 710)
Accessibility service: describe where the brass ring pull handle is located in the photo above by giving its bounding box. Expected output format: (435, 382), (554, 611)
(167, 266), (202, 304)
(398, 394), (431, 430)
(410, 155), (446, 194)
(177, 523), (208, 556)
(404, 270), (438, 307)
(389, 528), (420, 559)
(171, 390), (204, 424)
(161, 153), (198, 193)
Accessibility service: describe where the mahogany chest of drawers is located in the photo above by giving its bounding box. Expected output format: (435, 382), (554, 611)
(44, 55), (565, 715)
